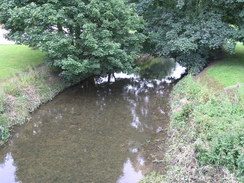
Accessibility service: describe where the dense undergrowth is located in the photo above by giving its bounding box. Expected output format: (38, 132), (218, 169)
(0, 67), (73, 145)
(142, 76), (244, 183)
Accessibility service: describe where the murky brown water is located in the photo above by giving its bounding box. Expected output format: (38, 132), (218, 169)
(0, 63), (185, 183)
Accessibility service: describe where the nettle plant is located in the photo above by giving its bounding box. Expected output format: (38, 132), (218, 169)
(0, 0), (146, 81)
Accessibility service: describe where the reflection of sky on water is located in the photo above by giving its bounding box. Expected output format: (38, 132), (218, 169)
(0, 153), (19, 183)
(117, 158), (143, 183)
(96, 61), (186, 85)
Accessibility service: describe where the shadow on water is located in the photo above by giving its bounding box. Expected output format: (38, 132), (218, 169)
(0, 60), (185, 183)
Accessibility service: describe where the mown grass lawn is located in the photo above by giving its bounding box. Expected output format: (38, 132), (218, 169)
(207, 43), (244, 86)
(0, 45), (45, 81)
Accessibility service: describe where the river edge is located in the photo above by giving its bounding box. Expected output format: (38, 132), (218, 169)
(0, 65), (78, 146)
(142, 75), (243, 183)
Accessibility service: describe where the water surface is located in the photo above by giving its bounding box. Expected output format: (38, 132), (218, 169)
(0, 63), (185, 183)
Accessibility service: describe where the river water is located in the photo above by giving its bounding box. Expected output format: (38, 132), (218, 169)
(0, 62), (185, 183)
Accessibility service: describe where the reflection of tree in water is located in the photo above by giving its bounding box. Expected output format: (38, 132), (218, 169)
(1, 78), (170, 183)
(139, 58), (176, 79)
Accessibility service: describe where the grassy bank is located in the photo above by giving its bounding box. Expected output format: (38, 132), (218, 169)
(0, 45), (45, 81)
(142, 44), (244, 183)
(0, 66), (74, 146)
(207, 43), (244, 86)
(168, 76), (243, 182)
(142, 76), (243, 183)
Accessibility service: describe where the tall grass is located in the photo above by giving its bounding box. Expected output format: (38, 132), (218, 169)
(142, 76), (243, 183)
(169, 76), (243, 182)
(0, 66), (71, 145)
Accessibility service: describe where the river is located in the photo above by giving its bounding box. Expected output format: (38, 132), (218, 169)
(0, 61), (185, 183)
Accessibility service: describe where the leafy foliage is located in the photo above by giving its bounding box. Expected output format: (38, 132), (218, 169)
(0, 125), (10, 141)
(135, 0), (244, 74)
(0, 0), (145, 81)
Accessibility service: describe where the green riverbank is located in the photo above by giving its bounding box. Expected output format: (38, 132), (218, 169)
(170, 76), (243, 182)
(0, 65), (75, 146)
(142, 44), (244, 183)
(143, 76), (243, 183)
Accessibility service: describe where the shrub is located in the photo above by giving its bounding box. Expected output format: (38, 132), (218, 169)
(0, 126), (10, 141)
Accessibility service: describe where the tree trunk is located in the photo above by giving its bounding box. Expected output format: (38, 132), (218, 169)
(108, 73), (111, 83)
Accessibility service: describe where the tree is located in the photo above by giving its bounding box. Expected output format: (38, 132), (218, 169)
(0, 0), (145, 81)
(135, 0), (244, 73)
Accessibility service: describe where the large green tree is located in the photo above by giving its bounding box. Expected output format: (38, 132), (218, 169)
(0, 0), (145, 81)
(135, 0), (244, 73)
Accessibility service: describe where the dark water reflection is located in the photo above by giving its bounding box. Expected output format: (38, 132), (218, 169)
(0, 64), (185, 183)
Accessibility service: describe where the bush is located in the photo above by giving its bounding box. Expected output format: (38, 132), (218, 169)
(0, 126), (10, 141)
(198, 133), (243, 170)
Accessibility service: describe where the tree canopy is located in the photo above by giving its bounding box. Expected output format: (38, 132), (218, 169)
(0, 0), (145, 81)
(1, 0), (243, 77)
(135, 0), (244, 73)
